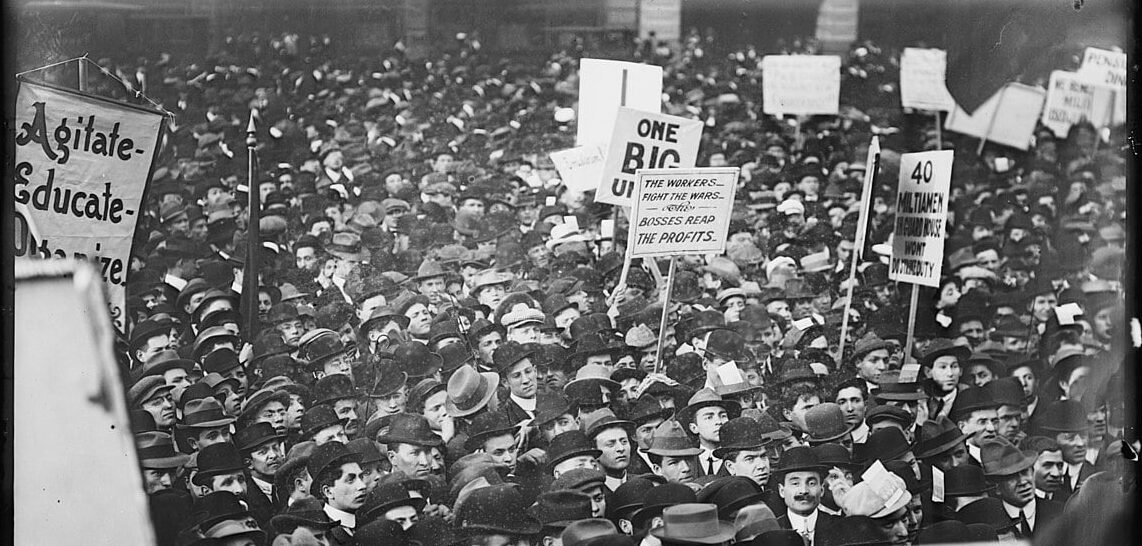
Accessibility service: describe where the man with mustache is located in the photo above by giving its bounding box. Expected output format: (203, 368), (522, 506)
(236, 422), (286, 528)
(774, 446), (837, 545)
(981, 438), (1063, 539)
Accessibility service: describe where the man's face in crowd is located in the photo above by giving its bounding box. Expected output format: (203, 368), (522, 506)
(136, 334), (172, 364)
(209, 471), (248, 498)
(389, 443), (432, 478)
(798, 175), (820, 197)
(928, 441), (969, 472)
(460, 197), (485, 215)
(332, 398), (360, 437)
(1001, 336), (1028, 354)
(835, 387), (866, 427)
(296, 246), (319, 271)
(277, 318), (305, 346)
(1030, 293), (1057, 322)
(995, 404), (1023, 443)
(256, 400), (288, 434)
(1093, 306), (1116, 342)
(477, 331), (502, 365)
(483, 433), (519, 472)
(384, 505), (419, 530)
(856, 349), (889, 384)
(258, 291), (274, 317)
(324, 462), (367, 512)
(689, 406), (729, 444)
(143, 390), (176, 428)
(966, 363), (995, 387)
(1055, 431), (1087, 464)
(727, 448), (770, 487)
(785, 395), (820, 432)
(655, 455), (695, 483)
(433, 153), (455, 173)
(1033, 449), (1065, 493)
(248, 439), (285, 478)
(996, 467), (1035, 507)
(191, 426), (232, 451)
(143, 468), (175, 495)
(959, 409), (998, 447)
(927, 356), (961, 392)
(374, 385), (408, 416)
(541, 414), (580, 442)
(419, 277), (446, 299)
(163, 367), (192, 390)
(595, 428), (631, 472)
(507, 323), (541, 344)
(189, 217), (209, 242)
(1011, 365), (1037, 399)
(313, 424), (348, 446)
(779, 470), (823, 516)
(476, 283), (507, 310)
(405, 303), (432, 337)
(766, 300), (792, 324)
(975, 249), (1000, 271)
(285, 394), (305, 430)
(503, 359), (538, 399)
(320, 352), (353, 380)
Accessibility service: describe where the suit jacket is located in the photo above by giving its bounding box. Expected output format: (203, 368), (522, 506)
(500, 397), (535, 427)
(776, 510), (840, 540)
(1055, 460), (1098, 502)
(1031, 498), (1063, 537)
(244, 482), (276, 529)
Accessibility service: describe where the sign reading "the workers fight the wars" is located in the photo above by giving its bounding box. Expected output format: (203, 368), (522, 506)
(13, 80), (165, 332)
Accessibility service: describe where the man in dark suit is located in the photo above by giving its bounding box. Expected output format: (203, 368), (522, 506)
(773, 446), (838, 545)
(981, 438), (1063, 539)
(1032, 399), (1099, 502)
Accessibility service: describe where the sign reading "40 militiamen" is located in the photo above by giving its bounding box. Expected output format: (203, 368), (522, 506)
(890, 150), (953, 287)
(13, 79), (166, 332)
(627, 167), (740, 258)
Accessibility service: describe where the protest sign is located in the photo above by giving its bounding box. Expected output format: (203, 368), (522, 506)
(944, 83), (1045, 150)
(597, 107), (703, 207)
(13, 80), (165, 332)
(627, 167), (739, 258)
(576, 59), (663, 148)
(550, 145), (606, 193)
(761, 55), (841, 115)
(1078, 47), (1127, 126)
(890, 150), (953, 288)
(900, 48), (956, 111)
(1041, 70), (1118, 138)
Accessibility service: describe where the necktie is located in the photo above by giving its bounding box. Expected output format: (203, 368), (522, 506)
(707, 455), (715, 475)
(1019, 510), (1031, 537)
(1060, 469), (1073, 498)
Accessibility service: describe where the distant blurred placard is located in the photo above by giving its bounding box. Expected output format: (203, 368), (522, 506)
(815, 0), (859, 54)
(945, 83), (1045, 150)
(1041, 70), (1118, 138)
(576, 59), (663, 148)
(1078, 47), (1127, 126)
(639, 0), (682, 42)
(761, 55), (841, 115)
(550, 145), (606, 193)
(900, 48), (956, 111)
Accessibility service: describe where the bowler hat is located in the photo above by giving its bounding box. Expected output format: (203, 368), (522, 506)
(392, 341), (444, 379)
(437, 343), (476, 375)
(455, 484), (542, 536)
(607, 477), (657, 521)
(697, 476), (765, 520)
(192, 491), (251, 531)
(446, 365), (500, 417)
(985, 377), (1025, 408)
(492, 341), (539, 373)
(529, 490), (593, 528)
(803, 403), (856, 443)
(865, 405), (913, 429)
(948, 386), (999, 421)
(306, 441), (361, 494)
(200, 346), (242, 374)
(624, 396), (674, 426)
(916, 338), (971, 368)
(407, 378), (446, 414)
(713, 417), (771, 459)
(563, 364), (621, 402)
(853, 427), (912, 466)
(377, 413), (443, 447)
(360, 305), (409, 333)
(464, 411), (519, 452)
(773, 446), (827, 477)
(704, 330), (747, 362)
(980, 438), (1034, 477)
(234, 422), (285, 453)
(269, 498), (337, 536)
(297, 329), (353, 366)
(534, 393), (577, 428)
(1031, 399), (1089, 434)
(358, 480), (428, 525)
(300, 406), (342, 439)
(194, 442), (246, 485)
(547, 430), (603, 469)
(914, 416), (969, 459)
(312, 374), (357, 406)
(944, 465), (991, 496)
(813, 442), (857, 471)
(136, 431), (190, 469)
(649, 504), (736, 545)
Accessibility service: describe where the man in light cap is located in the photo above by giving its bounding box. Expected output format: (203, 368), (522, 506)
(840, 468), (912, 545)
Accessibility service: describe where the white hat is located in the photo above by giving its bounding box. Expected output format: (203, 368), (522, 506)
(776, 199), (805, 216)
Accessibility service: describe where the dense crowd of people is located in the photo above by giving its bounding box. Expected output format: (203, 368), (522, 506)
(112, 26), (1133, 546)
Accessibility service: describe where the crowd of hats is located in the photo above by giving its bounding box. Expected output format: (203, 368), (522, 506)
(106, 20), (1135, 546)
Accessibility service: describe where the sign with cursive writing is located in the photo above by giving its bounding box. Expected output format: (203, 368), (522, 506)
(627, 167), (739, 258)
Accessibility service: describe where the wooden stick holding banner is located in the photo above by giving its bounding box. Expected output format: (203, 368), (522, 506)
(837, 137), (880, 360)
(976, 86), (1006, 155)
(653, 257), (678, 374)
(933, 111), (942, 150)
(890, 150), (954, 364)
(628, 166), (740, 374)
(243, 110), (261, 340)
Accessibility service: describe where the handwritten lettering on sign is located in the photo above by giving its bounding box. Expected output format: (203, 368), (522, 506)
(890, 151), (952, 288)
(628, 167), (739, 258)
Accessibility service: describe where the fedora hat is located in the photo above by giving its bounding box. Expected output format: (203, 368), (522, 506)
(410, 260), (447, 282)
(803, 403), (856, 443)
(773, 446), (827, 477)
(704, 330), (748, 362)
(713, 417), (771, 459)
(943, 465), (992, 497)
(697, 476), (765, 519)
(1031, 399), (1089, 434)
(455, 484), (542, 536)
(377, 413), (443, 447)
(128, 376), (175, 408)
(312, 374), (357, 406)
(297, 329), (353, 366)
(677, 389), (741, 426)
(676, 310), (726, 342)
(607, 477), (658, 521)
(914, 416), (969, 459)
(872, 370), (926, 401)
(916, 338), (971, 368)
(850, 332), (893, 361)
(582, 408), (635, 440)
(130, 350), (195, 384)
(948, 386), (999, 421)
(644, 419), (702, 457)
(563, 364), (620, 402)
(360, 362), (408, 399)
(980, 438), (1034, 477)
(193, 442), (247, 485)
(135, 431), (190, 469)
(437, 343), (476, 375)
(853, 427), (911, 466)
(360, 305), (410, 333)
(547, 429), (602, 468)
(178, 396), (237, 429)
(568, 313), (618, 341)
(623, 396), (674, 427)
(529, 490), (593, 529)
(561, 519), (617, 546)
(464, 411), (519, 452)
(327, 231), (370, 262)
(239, 387), (291, 424)
(649, 504), (736, 545)
(428, 318), (462, 346)
(534, 393), (577, 428)
(569, 331), (627, 363)
(358, 480), (428, 525)
(234, 422), (285, 453)
(393, 341), (444, 379)
(446, 365), (500, 417)
(199, 345), (242, 374)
